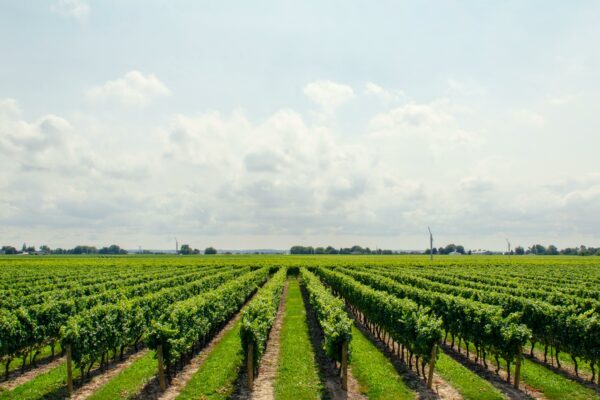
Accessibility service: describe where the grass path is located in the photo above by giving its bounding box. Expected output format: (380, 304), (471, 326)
(348, 324), (415, 400)
(174, 321), (244, 400)
(274, 278), (322, 400)
(449, 341), (599, 400)
(86, 350), (156, 400)
(0, 360), (79, 400)
(0, 344), (61, 381)
(515, 359), (599, 400)
(435, 349), (505, 400)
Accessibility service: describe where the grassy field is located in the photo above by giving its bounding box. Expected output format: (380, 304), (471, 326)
(0, 344), (60, 378)
(348, 325), (415, 399)
(0, 361), (77, 400)
(87, 350), (156, 400)
(516, 359), (599, 400)
(435, 350), (505, 400)
(274, 278), (323, 400)
(176, 320), (244, 400)
(1, 255), (599, 400)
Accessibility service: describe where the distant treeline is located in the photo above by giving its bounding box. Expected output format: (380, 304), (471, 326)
(514, 244), (600, 256)
(0, 244), (127, 255)
(291, 243), (600, 256)
(290, 245), (408, 255)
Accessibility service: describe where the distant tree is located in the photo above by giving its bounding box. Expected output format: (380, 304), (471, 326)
(324, 246), (339, 255)
(40, 245), (51, 253)
(514, 246), (525, 255)
(1, 246), (18, 254)
(382, 249), (393, 255)
(546, 244), (559, 255)
(530, 244), (546, 255)
(456, 245), (465, 254)
(99, 244), (127, 254)
(350, 245), (364, 254)
(444, 244), (457, 254)
(467, 249), (472, 255)
(22, 243), (27, 252)
(204, 247), (217, 255)
(71, 245), (92, 254)
(179, 244), (192, 255)
(315, 247), (325, 254)
(193, 248), (200, 254)
(290, 246), (314, 254)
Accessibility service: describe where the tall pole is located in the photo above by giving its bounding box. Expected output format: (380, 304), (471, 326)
(506, 239), (511, 261)
(175, 237), (178, 255)
(428, 227), (433, 261)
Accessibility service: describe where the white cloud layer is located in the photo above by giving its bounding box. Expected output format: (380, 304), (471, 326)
(303, 80), (355, 111)
(2, 75), (600, 250)
(86, 71), (171, 107)
(51, 0), (90, 21)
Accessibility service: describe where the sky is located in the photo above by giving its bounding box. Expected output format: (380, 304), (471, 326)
(1, 1), (600, 251)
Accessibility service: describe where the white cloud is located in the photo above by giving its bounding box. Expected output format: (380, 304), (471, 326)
(364, 82), (404, 104)
(87, 71), (171, 107)
(446, 78), (486, 96)
(546, 93), (580, 106)
(514, 109), (545, 127)
(303, 80), (355, 111)
(459, 176), (494, 193)
(367, 99), (480, 152)
(2, 79), (599, 249)
(51, 0), (90, 22)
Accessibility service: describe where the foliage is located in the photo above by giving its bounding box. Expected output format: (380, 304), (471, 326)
(240, 267), (287, 371)
(300, 268), (352, 362)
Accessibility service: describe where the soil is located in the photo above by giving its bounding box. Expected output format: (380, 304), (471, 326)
(0, 356), (65, 391)
(71, 349), (150, 400)
(250, 282), (288, 400)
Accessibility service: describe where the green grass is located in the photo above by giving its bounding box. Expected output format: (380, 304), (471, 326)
(87, 350), (157, 400)
(435, 349), (505, 400)
(275, 278), (322, 400)
(0, 361), (79, 400)
(457, 341), (598, 400)
(529, 341), (593, 376)
(0, 344), (60, 377)
(515, 359), (599, 400)
(348, 325), (414, 399)
(176, 321), (244, 400)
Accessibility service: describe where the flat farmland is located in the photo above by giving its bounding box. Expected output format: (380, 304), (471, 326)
(0, 255), (598, 400)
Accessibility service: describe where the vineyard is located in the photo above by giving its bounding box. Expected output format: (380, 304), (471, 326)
(0, 255), (599, 400)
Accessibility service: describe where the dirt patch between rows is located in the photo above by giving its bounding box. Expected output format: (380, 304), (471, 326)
(251, 282), (288, 400)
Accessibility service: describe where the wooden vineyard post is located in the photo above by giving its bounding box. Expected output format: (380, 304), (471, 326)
(157, 344), (166, 391)
(66, 344), (73, 396)
(247, 341), (254, 390)
(341, 341), (348, 390)
(427, 343), (437, 390)
(514, 351), (522, 389)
